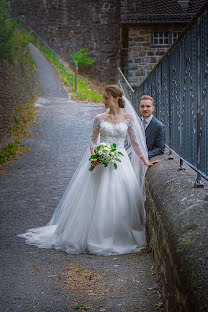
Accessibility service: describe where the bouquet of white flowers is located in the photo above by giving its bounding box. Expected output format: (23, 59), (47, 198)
(89, 143), (124, 171)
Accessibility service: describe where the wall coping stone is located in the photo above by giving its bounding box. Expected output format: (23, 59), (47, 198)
(145, 150), (208, 311)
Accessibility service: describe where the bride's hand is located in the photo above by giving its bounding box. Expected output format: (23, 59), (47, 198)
(145, 160), (160, 168)
(90, 160), (99, 170)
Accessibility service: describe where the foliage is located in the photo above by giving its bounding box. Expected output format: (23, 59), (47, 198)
(0, 1), (30, 60)
(0, 102), (38, 164)
(0, 140), (24, 163)
(29, 33), (102, 102)
(71, 304), (88, 310)
(89, 143), (124, 171)
(11, 103), (37, 136)
(72, 48), (95, 68)
(0, 0), (17, 59)
(70, 76), (103, 102)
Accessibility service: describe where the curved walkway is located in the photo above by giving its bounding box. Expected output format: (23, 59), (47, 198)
(0, 45), (164, 312)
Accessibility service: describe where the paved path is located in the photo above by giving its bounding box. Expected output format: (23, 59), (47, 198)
(0, 45), (164, 312)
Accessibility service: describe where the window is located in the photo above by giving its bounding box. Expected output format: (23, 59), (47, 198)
(152, 31), (182, 46)
(152, 32), (169, 46)
(172, 31), (182, 42)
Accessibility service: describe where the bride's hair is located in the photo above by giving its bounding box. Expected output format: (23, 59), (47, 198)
(105, 85), (125, 108)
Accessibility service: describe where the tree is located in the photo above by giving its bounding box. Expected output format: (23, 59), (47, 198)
(0, 0), (16, 59)
(72, 48), (95, 69)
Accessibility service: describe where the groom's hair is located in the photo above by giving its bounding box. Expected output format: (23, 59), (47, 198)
(140, 95), (154, 105)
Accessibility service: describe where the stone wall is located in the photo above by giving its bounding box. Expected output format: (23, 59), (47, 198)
(126, 25), (184, 87)
(10, 0), (120, 83)
(0, 51), (39, 141)
(145, 151), (208, 311)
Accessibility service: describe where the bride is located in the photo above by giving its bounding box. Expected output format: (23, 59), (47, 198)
(18, 85), (158, 256)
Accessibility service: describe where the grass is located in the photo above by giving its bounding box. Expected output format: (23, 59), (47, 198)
(0, 140), (24, 164)
(29, 34), (103, 103)
(0, 102), (38, 165)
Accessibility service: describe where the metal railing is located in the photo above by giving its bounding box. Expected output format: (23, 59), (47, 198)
(26, 25), (72, 92)
(118, 3), (208, 186)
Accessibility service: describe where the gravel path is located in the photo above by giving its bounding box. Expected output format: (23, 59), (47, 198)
(0, 45), (164, 312)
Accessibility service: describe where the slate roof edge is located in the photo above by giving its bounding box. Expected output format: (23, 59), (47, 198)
(121, 20), (190, 24)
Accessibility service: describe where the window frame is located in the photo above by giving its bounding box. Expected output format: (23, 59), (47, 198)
(172, 31), (182, 43)
(151, 31), (170, 47)
(151, 31), (182, 47)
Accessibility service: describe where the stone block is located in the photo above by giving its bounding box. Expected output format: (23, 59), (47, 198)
(134, 58), (142, 63)
(149, 57), (157, 63)
(128, 30), (139, 36)
(135, 71), (144, 77)
(127, 77), (139, 83)
(139, 30), (150, 36)
(133, 36), (145, 42)
(128, 64), (138, 70)
(139, 51), (146, 57)
(145, 64), (155, 71)
(156, 50), (166, 56)
(132, 47), (142, 52)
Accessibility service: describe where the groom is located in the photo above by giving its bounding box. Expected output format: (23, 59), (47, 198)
(139, 95), (165, 159)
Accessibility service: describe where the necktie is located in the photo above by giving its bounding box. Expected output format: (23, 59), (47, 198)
(142, 119), (147, 130)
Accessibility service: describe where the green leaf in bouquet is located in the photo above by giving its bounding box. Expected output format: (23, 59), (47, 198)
(89, 155), (98, 160)
(89, 166), (95, 171)
(118, 152), (124, 156)
(91, 159), (98, 162)
(114, 163), (117, 169)
(115, 158), (121, 162)
(112, 143), (116, 149)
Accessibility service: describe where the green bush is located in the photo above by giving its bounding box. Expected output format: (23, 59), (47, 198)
(0, 140), (23, 163)
(72, 48), (95, 68)
(0, 1), (30, 60)
(0, 0), (16, 59)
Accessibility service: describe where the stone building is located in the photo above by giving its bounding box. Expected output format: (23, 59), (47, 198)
(10, 0), (206, 86)
(120, 0), (207, 87)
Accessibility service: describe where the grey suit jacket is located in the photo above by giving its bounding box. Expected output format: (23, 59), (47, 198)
(145, 116), (165, 159)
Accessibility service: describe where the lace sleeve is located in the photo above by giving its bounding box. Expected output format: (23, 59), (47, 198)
(90, 116), (100, 149)
(127, 118), (144, 158)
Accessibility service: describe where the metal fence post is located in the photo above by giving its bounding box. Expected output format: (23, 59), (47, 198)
(62, 63), (65, 81)
(69, 73), (71, 93)
(194, 17), (204, 188)
(178, 45), (185, 170)
(168, 55), (174, 160)
(75, 62), (78, 94)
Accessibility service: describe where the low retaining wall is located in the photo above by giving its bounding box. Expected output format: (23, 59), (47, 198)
(145, 151), (208, 312)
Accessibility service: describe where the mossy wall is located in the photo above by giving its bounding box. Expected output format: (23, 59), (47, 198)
(0, 50), (39, 141)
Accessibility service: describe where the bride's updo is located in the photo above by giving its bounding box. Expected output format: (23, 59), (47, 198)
(105, 85), (125, 108)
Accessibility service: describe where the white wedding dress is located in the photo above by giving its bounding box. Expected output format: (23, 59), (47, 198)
(18, 115), (147, 255)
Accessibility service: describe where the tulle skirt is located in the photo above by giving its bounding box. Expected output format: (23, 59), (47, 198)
(18, 149), (146, 255)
